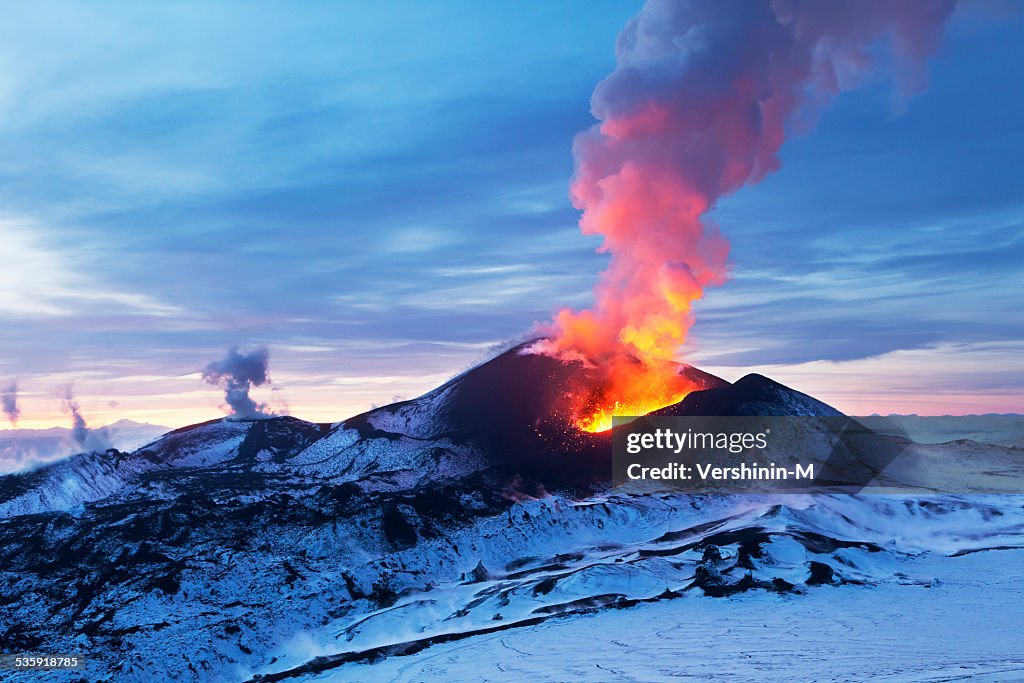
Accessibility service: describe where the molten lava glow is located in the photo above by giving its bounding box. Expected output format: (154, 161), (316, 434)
(535, 0), (955, 432)
(575, 387), (693, 433)
(562, 354), (703, 434)
(574, 377), (696, 433)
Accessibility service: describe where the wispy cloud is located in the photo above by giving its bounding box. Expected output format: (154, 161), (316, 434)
(0, 220), (185, 319)
(0, 3), (1019, 426)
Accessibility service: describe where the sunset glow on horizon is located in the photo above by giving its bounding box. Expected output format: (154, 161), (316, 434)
(0, 2), (1021, 440)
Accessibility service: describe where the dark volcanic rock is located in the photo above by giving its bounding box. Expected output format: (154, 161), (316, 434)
(657, 373), (843, 418)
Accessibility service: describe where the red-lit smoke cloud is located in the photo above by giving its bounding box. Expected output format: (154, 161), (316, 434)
(536, 0), (958, 431)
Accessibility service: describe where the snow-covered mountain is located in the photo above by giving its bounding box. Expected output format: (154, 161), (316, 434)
(0, 345), (1021, 682)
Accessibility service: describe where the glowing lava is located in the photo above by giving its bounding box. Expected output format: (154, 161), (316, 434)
(551, 352), (702, 433)
(575, 390), (690, 433)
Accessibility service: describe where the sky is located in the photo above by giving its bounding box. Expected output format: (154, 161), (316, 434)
(0, 0), (1021, 431)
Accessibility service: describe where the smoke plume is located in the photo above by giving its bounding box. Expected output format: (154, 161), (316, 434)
(59, 385), (111, 451)
(202, 346), (272, 418)
(2, 382), (19, 426)
(537, 0), (957, 430)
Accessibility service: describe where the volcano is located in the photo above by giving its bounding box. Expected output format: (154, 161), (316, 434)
(344, 341), (728, 442)
(0, 343), (853, 518)
(1, 346), (1022, 682)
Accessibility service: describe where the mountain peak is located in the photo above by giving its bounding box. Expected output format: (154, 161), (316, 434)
(653, 372), (843, 418)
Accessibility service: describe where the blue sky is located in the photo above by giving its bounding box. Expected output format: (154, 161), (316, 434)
(0, 1), (1021, 428)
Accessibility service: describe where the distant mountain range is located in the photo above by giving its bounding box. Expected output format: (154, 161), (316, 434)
(857, 414), (1024, 445)
(0, 419), (171, 473)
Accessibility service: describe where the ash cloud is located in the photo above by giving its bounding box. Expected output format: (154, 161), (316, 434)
(538, 0), (959, 420)
(2, 382), (19, 426)
(203, 346), (273, 418)
(554, 0), (960, 357)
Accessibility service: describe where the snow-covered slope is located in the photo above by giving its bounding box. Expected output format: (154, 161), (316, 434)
(319, 544), (1024, 682)
(0, 346), (1021, 682)
(0, 417), (329, 517)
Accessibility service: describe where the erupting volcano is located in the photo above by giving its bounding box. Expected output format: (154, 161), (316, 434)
(534, 0), (956, 432)
(555, 354), (707, 433)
